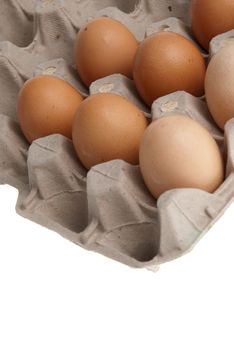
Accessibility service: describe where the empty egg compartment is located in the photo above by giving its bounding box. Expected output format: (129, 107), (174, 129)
(16, 134), (89, 241)
(0, 0), (36, 47)
(0, 0), (234, 269)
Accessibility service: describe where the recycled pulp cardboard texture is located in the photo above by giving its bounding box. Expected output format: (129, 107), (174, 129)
(0, 0), (234, 269)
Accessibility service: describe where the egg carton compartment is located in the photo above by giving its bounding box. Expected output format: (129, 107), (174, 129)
(210, 29), (234, 57)
(0, 0), (36, 47)
(0, 0), (234, 269)
(152, 91), (223, 148)
(146, 16), (190, 37)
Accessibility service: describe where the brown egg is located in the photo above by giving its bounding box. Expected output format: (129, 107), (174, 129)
(191, 0), (234, 51)
(133, 32), (206, 106)
(17, 75), (83, 143)
(139, 115), (224, 199)
(205, 43), (234, 130)
(72, 93), (148, 169)
(74, 17), (138, 87)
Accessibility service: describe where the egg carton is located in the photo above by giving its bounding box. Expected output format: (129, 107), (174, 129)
(1, 0), (234, 269)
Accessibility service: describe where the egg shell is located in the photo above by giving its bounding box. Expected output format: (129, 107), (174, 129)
(205, 43), (234, 130)
(133, 31), (206, 106)
(74, 17), (139, 87)
(17, 75), (83, 143)
(72, 93), (148, 169)
(139, 115), (224, 199)
(191, 0), (234, 51)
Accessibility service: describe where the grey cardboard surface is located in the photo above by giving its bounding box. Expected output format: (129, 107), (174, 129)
(0, 0), (233, 269)
(210, 30), (234, 57)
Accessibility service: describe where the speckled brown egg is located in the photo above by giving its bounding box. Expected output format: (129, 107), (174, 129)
(17, 75), (83, 143)
(133, 31), (206, 106)
(72, 93), (148, 169)
(191, 0), (234, 51)
(139, 115), (224, 199)
(74, 17), (138, 87)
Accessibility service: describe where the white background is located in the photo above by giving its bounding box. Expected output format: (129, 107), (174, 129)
(0, 184), (234, 350)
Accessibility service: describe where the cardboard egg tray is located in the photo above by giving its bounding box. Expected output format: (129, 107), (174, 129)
(1, 0), (234, 269)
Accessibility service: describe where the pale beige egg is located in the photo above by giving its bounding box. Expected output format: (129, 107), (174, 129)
(205, 43), (234, 130)
(139, 115), (224, 199)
